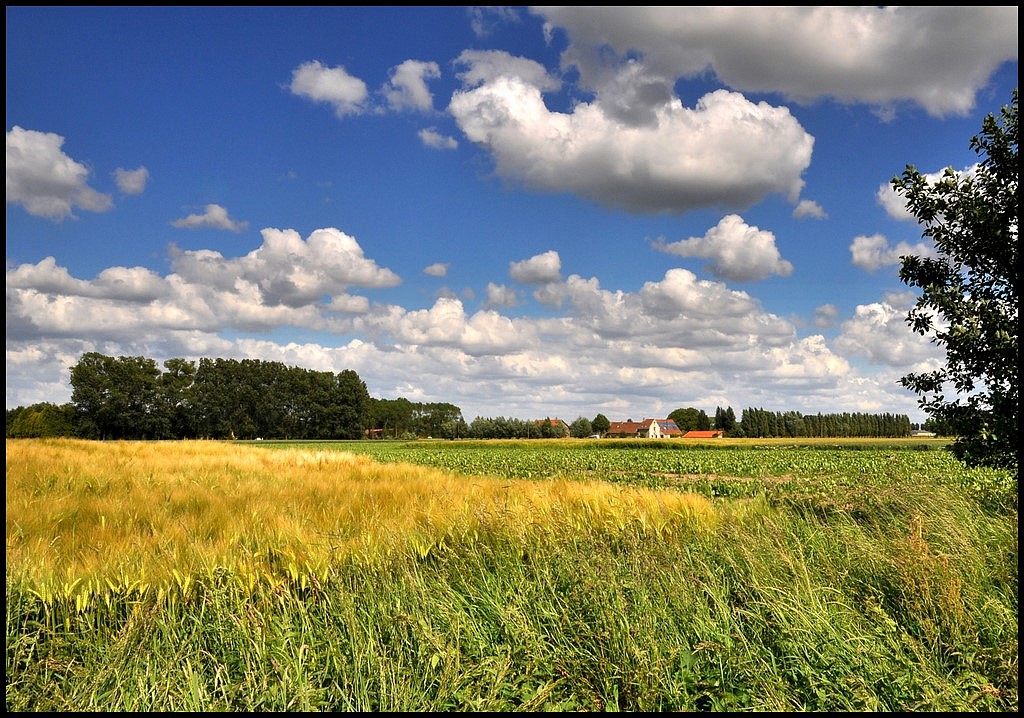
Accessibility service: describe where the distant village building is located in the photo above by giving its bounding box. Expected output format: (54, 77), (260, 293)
(652, 419), (684, 438)
(606, 418), (683, 438)
(533, 418), (571, 437)
(682, 429), (725, 438)
(606, 420), (644, 437)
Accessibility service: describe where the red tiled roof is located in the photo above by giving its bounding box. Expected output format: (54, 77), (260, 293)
(608, 418), (684, 437)
(683, 430), (724, 438)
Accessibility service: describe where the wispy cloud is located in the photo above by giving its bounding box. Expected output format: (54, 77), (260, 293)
(419, 128), (458, 150)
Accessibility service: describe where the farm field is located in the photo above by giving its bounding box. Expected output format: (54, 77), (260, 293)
(6, 437), (1018, 711)
(251, 436), (1015, 505)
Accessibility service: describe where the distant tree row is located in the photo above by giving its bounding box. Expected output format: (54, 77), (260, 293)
(466, 406), (911, 440)
(735, 408), (912, 438)
(466, 416), (570, 439)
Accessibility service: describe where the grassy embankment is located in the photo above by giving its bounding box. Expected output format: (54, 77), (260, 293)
(6, 438), (1017, 711)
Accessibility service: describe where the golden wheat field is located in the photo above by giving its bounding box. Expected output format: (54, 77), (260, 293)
(6, 438), (716, 601)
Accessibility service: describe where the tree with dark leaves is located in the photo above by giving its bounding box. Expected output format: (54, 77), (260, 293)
(891, 88), (1018, 470)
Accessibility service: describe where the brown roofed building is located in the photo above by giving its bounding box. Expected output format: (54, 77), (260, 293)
(607, 418), (683, 438)
(607, 420), (646, 437)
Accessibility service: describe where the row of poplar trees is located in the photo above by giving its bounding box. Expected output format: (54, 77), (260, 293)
(737, 407), (912, 438)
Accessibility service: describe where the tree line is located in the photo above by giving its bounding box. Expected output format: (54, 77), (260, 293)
(7, 351), (916, 441)
(5, 352), (466, 441)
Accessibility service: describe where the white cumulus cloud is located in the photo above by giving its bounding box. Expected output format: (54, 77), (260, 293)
(510, 250), (562, 285)
(813, 304), (839, 329)
(6, 125), (113, 220)
(484, 282), (518, 308)
(834, 292), (944, 368)
(793, 199), (827, 219)
(290, 60), (369, 118)
(653, 214), (794, 282)
(534, 6), (1018, 118)
(170, 227), (401, 307)
(382, 59), (440, 112)
(449, 56), (813, 215)
(849, 233), (936, 272)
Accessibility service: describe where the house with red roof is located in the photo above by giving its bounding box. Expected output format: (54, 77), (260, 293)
(533, 418), (571, 437)
(606, 418), (683, 438)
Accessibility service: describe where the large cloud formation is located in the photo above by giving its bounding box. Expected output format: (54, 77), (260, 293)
(449, 50), (813, 215)
(534, 6), (1018, 118)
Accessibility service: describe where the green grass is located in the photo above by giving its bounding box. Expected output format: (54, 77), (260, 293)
(6, 438), (1018, 711)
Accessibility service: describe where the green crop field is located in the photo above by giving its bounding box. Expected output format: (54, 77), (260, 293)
(6, 437), (1018, 711)
(249, 436), (1016, 507)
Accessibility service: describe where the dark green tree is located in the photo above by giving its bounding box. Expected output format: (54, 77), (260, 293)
(412, 402), (466, 439)
(289, 368), (344, 439)
(335, 369), (371, 439)
(6, 402), (75, 438)
(369, 397), (415, 438)
(669, 407), (711, 432)
(591, 413), (610, 436)
(69, 353), (164, 439)
(467, 416), (494, 439)
(189, 358), (260, 439)
(569, 416), (593, 438)
(782, 410), (805, 438)
(713, 406), (738, 434)
(891, 88), (1018, 470)
(158, 358), (197, 438)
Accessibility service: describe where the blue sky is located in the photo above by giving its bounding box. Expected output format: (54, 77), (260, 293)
(6, 6), (1018, 424)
